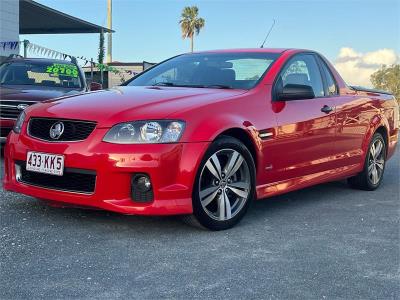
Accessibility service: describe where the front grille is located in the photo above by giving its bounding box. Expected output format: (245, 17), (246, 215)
(28, 118), (97, 142)
(0, 100), (34, 119)
(1, 126), (12, 138)
(16, 161), (96, 194)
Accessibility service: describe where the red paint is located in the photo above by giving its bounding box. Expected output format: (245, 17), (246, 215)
(3, 49), (399, 215)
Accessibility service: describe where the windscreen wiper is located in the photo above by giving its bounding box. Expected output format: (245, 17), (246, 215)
(152, 82), (175, 86)
(203, 85), (232, 89)
(152, 82), (232, 89)
(173, 84), (233, 89)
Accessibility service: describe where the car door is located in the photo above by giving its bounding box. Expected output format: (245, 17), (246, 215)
(266, 53), (337, 183)
(316, 55), (369, 169)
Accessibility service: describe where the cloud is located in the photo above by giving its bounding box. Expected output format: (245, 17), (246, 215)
(334, 47), (399, 87)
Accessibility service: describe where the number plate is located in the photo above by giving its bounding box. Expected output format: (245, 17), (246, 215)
(26, 151), (64, 176)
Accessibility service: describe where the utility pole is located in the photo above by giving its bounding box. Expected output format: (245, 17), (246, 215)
(23, 40), (29, 57)
(107, 0), (112, 63)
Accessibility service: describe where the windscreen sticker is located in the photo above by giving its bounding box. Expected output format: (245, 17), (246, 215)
(45, 63), (79, 78)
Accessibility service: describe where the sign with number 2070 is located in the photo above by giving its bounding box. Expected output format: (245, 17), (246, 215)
(46, 63), (78, 78)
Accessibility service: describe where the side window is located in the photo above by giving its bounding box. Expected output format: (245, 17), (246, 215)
(319, 58), (338, 95)
(280, 54), (324, 97)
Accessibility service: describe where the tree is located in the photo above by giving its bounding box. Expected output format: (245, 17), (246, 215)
(179, 6), (205, 52)
(98, 31), (105, 64)
(371, 64), (400, 105)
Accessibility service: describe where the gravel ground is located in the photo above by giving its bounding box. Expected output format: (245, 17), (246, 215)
(0, 148), (399, 299)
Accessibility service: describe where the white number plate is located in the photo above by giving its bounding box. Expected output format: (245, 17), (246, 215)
(26, 151), (64, 176)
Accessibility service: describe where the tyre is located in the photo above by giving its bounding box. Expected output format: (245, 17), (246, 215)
(348, 132), (386, 191)
(184, 136), (256, 230)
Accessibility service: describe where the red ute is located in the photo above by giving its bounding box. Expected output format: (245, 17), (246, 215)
(3, 49), (399, 230)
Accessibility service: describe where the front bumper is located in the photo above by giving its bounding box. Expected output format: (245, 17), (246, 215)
(3, 129), (210, 215)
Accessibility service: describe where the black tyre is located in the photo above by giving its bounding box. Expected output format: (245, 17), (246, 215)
(348, 132), (386, 191)
(184, 136), (256, 230)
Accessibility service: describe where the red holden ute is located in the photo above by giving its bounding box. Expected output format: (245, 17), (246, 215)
(3, 49), (399, 230)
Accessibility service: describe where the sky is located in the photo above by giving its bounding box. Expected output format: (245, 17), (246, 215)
(22, 0), (400, 86)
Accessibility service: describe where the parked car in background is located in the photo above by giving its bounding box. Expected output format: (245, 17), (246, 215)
(0, 56), (101, 142)
(3, 49), (399, 230)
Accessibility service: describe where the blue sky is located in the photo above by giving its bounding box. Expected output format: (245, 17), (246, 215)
(24, 0), (399, 64)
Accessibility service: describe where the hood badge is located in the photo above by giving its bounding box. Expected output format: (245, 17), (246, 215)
(17, 104), (29, 110)
(49, 122), (65, 140)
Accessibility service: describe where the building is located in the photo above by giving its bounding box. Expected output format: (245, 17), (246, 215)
(83, 61), (155, 88)
(0, 1), (19, 59)
(0, 0), (112, 62)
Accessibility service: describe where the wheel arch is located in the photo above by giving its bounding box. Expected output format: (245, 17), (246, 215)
(182, 111), (266, 175)
(362, 115), (390, 159)
(214, 127), (260, 172)
(375, 126), (389, 155)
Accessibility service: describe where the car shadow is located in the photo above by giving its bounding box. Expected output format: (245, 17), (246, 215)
(2, 147), (398, 235)
(4, 179), (355, 234)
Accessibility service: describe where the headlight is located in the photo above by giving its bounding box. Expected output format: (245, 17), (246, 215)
(103, 120), (185, 144)
(13, 111), (26, 134)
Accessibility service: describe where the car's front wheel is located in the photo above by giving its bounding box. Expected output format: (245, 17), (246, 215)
(184, 136), (256, 230)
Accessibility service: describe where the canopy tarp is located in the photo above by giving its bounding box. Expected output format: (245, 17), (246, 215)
(20, 0), (113, 34)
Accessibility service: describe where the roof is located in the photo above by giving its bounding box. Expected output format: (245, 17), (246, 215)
(20, 0), (114, 34)
(5, 57), (75, 64)
(193, 48), (291, 54)
(82, 61), (157, 70)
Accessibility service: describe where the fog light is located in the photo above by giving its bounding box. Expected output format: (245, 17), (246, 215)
(131, 174), (154, 202)
(137, 176), (151, 192)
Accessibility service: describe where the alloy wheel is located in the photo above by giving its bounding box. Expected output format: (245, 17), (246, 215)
(368, 139), (385, 185)
(199, 149), (251, 221)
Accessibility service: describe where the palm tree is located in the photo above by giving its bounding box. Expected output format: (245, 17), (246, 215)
(179, 6), (205, 52)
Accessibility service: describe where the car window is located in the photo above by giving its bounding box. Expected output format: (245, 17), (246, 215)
(318, 58), (338, 96)
(279, 54), (324, 97)
(127, 52), (279, 89)
(0, 61), (82, 89)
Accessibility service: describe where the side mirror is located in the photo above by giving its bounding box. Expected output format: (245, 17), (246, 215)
(277, 84), (315, 101)
(89, 82), (102, 91)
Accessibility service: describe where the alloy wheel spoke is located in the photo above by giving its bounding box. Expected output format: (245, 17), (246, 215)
(368, 163), (374, 174)
(205, 154), (222, 180)
(375, 159), (384, 170)
(200, 186), (219, 206)
(225, 153), (244, 178)
(223, 191), (232, 219)
(370, 143), (376, 159)
(227, 186), (249, 198)
(374, 141), (383, 159)
(228, 180), (250, 190)
(224, 151), (239, 176)
(371, 165), (379, 184)
(217, 194), (225, 220)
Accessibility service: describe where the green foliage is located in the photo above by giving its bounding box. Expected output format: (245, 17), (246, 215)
(98, 31), (105, 64)
(96, 63), (126, 83)
(179, 6), (205, 52)
(371, 64), (400, 105)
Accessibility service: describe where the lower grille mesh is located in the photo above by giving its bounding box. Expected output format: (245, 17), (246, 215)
(16, 161), (96, 194)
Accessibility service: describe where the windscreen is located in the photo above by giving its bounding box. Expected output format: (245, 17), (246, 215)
(0, 60), (82, 89)
(127, 52), (280, 89)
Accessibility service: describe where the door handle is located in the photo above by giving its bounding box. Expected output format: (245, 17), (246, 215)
(321, 105), (333, 114)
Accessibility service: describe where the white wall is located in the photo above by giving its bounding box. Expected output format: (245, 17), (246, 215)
(0, 0), (19, 58)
